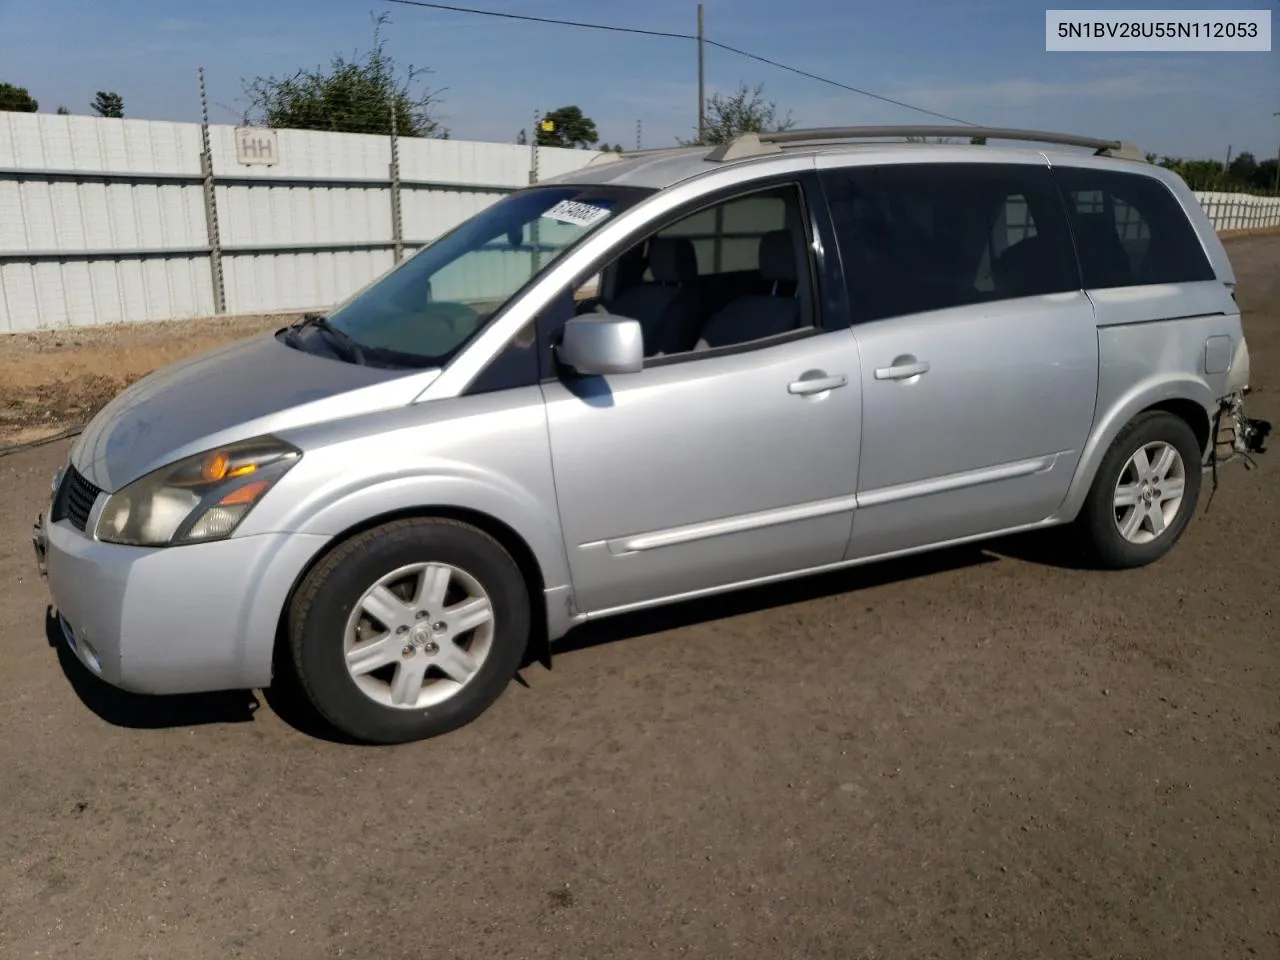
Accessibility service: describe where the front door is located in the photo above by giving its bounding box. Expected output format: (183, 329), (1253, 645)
(816, 158), (1101, 559)
(541, 179), (863, 615)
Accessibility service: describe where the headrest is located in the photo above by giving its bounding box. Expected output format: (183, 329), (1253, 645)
(648, 236), (698, 284)
(1073, 213), (1119, 240)
(992, 234), (1048, 297)
(1072, 213), (1133, 285)
(759, 230), (798, 284)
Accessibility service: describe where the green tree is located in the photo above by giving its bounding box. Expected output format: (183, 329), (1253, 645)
(242, 12), (447, 138)
(0, 82), (38, 112)
(1152, 152), (1278, 194)
(1228, 151), (1258, 184)
(536, 106), (599, 149)
(91, 91), (124, 118)
(56, 105), (71, 116)
(682, 82), (795, 146)
(1256, 159), (1278, 193)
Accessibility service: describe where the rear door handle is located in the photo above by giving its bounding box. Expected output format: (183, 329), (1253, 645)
(788, 374), (848, 395)
(874, 359), (930, 381)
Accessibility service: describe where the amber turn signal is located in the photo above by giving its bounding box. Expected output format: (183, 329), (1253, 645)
(201, 451), (230, 482)
(217, 478), (272, 506)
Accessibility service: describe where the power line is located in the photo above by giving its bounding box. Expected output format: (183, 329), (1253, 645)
(379, 0), (976, 126)
(701, 38), (974, 126)
(382, 0), (691, 40)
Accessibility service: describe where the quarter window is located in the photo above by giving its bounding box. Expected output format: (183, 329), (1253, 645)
(819, 163), (1079, 324)
(1055, 168), (1216, 288)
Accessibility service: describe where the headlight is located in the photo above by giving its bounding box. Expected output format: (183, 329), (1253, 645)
(96, 436), (300, 547)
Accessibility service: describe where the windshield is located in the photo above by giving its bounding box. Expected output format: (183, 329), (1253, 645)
(323, 184), (652, 364)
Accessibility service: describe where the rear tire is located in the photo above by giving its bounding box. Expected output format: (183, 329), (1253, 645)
(1076, 411), (1203, 570)
(288, 518), (530, 745)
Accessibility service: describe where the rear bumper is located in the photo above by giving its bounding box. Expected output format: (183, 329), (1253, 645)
(38, 505), (328, 694)
(1214, 390), (1272, 461)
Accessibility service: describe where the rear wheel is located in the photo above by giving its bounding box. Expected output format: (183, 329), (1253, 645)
(288, 518), (530, 744)
(1077, 411), (1203, 569)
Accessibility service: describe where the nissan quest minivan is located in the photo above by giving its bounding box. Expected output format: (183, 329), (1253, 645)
(33, 127), (1270, 744)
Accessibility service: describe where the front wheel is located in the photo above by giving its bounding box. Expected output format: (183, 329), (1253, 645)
(1076, 411), (1203, 570)
(288, 518), (531, 744)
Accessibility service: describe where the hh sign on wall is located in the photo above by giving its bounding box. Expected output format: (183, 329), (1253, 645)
(235, 127), (279, 166)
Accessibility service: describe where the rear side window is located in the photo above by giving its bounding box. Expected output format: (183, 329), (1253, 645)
(1054, 167), (1216, 289)
(819, 163), (1079, 324)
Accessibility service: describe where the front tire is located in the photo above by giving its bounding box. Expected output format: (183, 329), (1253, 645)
(1077, 411), (1203, 570)
(288, 518), (531, 744)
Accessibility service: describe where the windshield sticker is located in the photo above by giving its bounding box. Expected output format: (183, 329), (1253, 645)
(541, 199), (612, 227)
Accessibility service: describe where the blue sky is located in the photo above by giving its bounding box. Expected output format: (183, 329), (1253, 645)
(1, 0), (1276, 159)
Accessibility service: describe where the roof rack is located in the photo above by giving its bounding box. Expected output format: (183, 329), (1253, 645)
(704, 126), (1146, 163)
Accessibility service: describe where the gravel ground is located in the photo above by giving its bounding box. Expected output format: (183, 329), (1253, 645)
(0, 237), (1276, 960)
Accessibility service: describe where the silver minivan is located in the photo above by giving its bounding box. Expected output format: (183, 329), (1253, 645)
(33, 127), (1270, 744)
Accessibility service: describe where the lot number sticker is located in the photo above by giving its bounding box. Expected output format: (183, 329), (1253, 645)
(542, 199), (612, 227)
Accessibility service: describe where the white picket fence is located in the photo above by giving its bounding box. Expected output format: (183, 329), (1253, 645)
(1194, 190), (1280, 233)
(1, 112), (1277, 333)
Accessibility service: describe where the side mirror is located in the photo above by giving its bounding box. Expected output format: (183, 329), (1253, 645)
(557, 314), (644, 376)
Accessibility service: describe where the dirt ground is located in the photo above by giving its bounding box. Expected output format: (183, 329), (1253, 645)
(0, 237), (1276, 960)
(0, 313), (297, 448)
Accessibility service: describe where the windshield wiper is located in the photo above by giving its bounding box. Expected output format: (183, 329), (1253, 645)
(287, 313), (366, 365)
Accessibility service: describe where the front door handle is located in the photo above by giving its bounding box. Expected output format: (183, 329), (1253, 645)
(874, 358), (930, 381)
(788, 373), (848, 396)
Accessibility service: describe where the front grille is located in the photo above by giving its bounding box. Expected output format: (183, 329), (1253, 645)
(51, 466), (102, 532)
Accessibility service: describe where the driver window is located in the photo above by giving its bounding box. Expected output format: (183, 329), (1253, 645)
(569, 182), (817, 361)
(574, 271), (603, 308)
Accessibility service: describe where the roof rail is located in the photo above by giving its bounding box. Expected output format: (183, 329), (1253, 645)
(583, 144), (708, 167)
(706, 126), (1146, 163)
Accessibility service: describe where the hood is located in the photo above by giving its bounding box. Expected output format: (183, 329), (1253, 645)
(70, 332), (439, 491)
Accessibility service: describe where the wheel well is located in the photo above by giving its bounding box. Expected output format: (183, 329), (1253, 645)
(271, 507), (551, 680)
(1144, 398), (1212, 457)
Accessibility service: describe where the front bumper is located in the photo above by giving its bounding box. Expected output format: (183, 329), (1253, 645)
(35, 504), (329, 695)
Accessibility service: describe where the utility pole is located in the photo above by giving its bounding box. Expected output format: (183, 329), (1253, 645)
(636, 118), (642, 151)
(197, 66), (225, 315)
(389, 99), (403, 264)
(697, 3), (706, 144)
(1273, 112), (1280, 194)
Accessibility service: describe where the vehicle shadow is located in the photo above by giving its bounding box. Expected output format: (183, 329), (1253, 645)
(43, 534), (1081, 742)
(259, 646), (366, 746)
(45, 607), (260, 730)
(553, 543), (1000, 657)
(981, 526), (1098, 571)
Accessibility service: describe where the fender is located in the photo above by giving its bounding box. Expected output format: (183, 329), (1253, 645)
(266, 461), (574, 596)
(1051, 374), (1216, 523)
